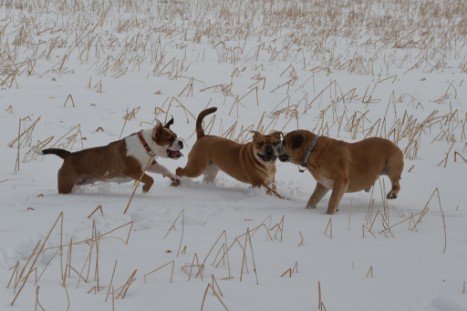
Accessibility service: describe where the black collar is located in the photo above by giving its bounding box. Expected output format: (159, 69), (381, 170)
(299, 135), (319, 172)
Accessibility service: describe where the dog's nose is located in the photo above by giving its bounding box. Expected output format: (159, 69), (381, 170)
(279, 154), (289, 162)
(265, 145), (274, 155)
(178, 141), (184, 149)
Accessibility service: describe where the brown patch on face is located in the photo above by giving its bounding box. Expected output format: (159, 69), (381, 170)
(290, 133), (304, 150)
(153, 121), (183, 159)
(252, 131), (283, 162)
(279, 132), (305, 162)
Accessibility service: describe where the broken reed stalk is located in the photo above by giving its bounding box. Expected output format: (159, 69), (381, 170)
(87, 205), (104, 219)
(184, 253), (204, 281)
(105, 260), (118, 302)
(116, 269), (137, 299)
(123, 156), (155, 214)
(119, 108), (130, 140)
(200, 282), (229, 311)
(8, 116), (41, 148)
(35, 286), (46, 311)
(298, 231), (304, 247)
(317, 281), (323, 309)
(324, 217), (333, 238)
(144, 261), (175, 283)
(11, 212), (64, 305)
(163, 209), (185, 257)
(280, 261), (298, 277)
(16, 117), (21, 172)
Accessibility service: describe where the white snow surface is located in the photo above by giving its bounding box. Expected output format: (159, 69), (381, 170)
(1, 1), (466, 310)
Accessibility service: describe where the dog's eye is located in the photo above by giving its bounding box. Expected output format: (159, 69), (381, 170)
(256, 142), (264, 148)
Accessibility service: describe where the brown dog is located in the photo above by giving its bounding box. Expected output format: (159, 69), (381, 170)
(278, 130), (404, 214)
(175, 107), (283, 197)
(38, 119), (183, 194)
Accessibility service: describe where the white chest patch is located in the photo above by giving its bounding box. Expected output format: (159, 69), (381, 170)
(318, 177), (334, 189)
(124, 130), (168, 167)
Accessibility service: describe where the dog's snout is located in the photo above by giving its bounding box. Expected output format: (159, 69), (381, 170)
(178, 140), (184, 149)
(279, 153), (289, 162)
(265, 144), (274, 155)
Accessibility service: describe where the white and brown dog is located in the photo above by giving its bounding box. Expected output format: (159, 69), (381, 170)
(175, 107), (283, 197)
(278, 130), (404, 214)
(38, 118), (183, 194)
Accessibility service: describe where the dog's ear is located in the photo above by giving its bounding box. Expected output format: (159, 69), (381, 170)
(290, 134), (304, 149)
(251, 130), (261, 139)
(152, 120), (163, 138)
(270, 131), (283, 140)
(164, 117), (174, 129)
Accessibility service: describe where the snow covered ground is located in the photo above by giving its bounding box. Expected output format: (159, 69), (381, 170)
(1, 0), (466, 310)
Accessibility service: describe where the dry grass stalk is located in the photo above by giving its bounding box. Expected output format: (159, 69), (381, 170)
(240, 228), (259, 285)
(200, 281), (229, 311)
(269, 215), (285, 241)
(202, 230), (232, 279)
(324, 217), (333, 239)
(183, 253), (205, 281)
(123, 155), (156, 214)
(8, 116), (41, 148)
(280, 261), (299, 278)
(105, 260), (118, 303)
(64, 94), (76, 107)
(298, 231), (304, 247)
(35, 286), (46, 311)
(317, 281), (323, 310)
(163, 209), (185, 257)
(454, 151), (467, 163)
(144, 261), (175, 283)
(366, 266), (374, 278)
(115, 269), (137, 299)
(87, 205), (104, 219)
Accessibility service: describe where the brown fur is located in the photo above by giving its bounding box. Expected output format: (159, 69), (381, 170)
(175, 107), (283, 197)
(279, 130), (404, 214)
(40, 121), (182, 194)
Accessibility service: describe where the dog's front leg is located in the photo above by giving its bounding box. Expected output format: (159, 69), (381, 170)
(326, 180), (348, 214)
(306, 183), (329, 209)
(147, 160), (180, 186)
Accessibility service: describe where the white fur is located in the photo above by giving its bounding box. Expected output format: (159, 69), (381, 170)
(124, 129), (165, 167)
(124, 128), (182, 182)
(318, 177), (334, 189)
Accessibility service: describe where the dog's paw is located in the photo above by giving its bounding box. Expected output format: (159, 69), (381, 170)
(170, 178), (181, 187)
(386, 192), (397, 199)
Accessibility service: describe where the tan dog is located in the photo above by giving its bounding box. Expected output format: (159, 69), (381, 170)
(278, 130), (404, 214)
(175, 107), (283, 197)
(38, 119), (183, 194)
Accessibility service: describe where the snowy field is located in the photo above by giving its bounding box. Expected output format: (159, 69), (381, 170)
(1, 0), (466, 310)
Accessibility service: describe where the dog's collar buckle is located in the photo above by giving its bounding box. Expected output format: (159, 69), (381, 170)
(137, 131), (156, 157)
(299, 135), (319, 173)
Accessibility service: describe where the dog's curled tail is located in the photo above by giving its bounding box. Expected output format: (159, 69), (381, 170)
(37, 148), (71, 159)
(196, 107), (217, 139)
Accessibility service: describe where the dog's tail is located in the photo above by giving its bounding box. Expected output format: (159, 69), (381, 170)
(36, 148), (71, 159)
(196, 107), (217, 139)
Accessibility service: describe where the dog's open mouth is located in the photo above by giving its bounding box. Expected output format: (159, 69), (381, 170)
(167, 149), (183, 159)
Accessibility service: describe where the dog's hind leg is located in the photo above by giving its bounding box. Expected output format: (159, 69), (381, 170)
(203, 161), (219, 183)
(176, 154), (210, 179)
(57, 166), (77, 194)
(384, 150), (404, 199)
